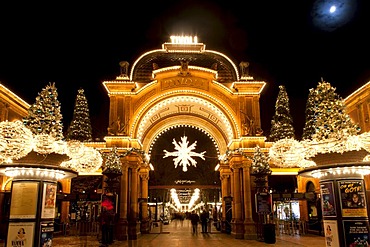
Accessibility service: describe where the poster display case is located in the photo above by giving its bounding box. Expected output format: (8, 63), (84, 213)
(9, 181), (39, 219)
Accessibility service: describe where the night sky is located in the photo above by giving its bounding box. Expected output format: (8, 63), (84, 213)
(0, 0), (369, 140)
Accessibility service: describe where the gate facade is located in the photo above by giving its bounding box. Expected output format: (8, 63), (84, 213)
(98, 36), (268, 240)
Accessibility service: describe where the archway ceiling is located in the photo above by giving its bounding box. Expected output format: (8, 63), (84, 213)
(135, 95), (238, 150)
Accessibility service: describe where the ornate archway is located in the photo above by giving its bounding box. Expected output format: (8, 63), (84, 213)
(100, 36), (267, 240)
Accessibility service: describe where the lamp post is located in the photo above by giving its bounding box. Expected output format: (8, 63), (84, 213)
(250, 145), (273, 243)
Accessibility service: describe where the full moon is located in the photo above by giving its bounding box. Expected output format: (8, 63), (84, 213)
(311, 0), (358, 31)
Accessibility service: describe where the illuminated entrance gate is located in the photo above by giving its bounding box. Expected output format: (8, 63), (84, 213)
(100, 36), (267, 240)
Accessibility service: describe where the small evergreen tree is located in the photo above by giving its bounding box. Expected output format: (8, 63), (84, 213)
(311, 80), (360, 142)
(23, 82), (64, 140)
(66, 88), (93, 141)
(269, 85), (295, 142)
(302, 88), (318, 140)
(251, 145), (271, 175)
(103, 147), (122, 174)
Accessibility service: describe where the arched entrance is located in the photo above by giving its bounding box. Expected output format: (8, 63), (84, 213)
(101, 36), (267, 240)
(147, 125), (220, 225)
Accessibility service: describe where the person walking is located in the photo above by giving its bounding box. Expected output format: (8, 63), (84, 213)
(190, 210), (200, 234)
(200, 209), (209, 233)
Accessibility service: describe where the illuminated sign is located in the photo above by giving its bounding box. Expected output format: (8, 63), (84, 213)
(170, 35), (198, 44)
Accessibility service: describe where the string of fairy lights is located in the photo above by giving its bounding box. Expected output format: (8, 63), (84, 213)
(0, 120), (103, 176)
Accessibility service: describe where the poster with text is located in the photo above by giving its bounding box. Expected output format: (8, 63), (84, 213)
(255, 192), (272, 214)
(9, 181), (39, 219)
(343, 220), (370, 247)
(323, 220), (340, 247)
(320, 181), (336, 217)
(338, 180), (367, 217)
(41, 183), (57, 219)
(40, 221), (54, 247)
(7, 222), (35, 247)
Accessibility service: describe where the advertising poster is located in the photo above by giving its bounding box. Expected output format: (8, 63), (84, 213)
(323, 220), (340, 247)
(40, 221), (54, 247)
(343, 220), (370, 246)
(320, 181), (336, 217)
(41, 183), (57, 219)
(338, 180), (367, 217)
(7, 222), (35, 247)
(255, 192), (272, 214)
(9, 181), (39, 219)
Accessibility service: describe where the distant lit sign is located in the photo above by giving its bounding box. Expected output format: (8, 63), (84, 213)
(170, 35), (198, 44)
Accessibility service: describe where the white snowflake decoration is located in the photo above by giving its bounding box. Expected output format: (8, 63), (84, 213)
(163, 135), (206, 172)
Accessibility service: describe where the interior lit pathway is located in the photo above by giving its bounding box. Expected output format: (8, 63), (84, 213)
(1, 219), (326, 247)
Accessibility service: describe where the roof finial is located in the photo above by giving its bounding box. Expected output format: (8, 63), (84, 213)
(119, 61), (129, 77)
(239, 61), (250, 78)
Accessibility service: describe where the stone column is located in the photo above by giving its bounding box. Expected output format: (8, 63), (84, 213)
(231, 164), (244, 239)
(128, 163), (140, 240)
(116, 162), (128, 241)
(139, 169), (150, 233)
(220, 167), (232, 233)
(243, 163), (257, 240)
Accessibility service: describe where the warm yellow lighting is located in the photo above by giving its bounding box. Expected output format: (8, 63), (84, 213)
(0, 120), (33, 162)
(214, 163), (220, 171)
(310, 166), (370, 179)
(269, 138), (305, 168)
(169, 35), (198, 44)
(2, 167), (66, 180)
(149, 163), (154, 171)
(270, 167), (300, 175)
(135, 94), (235, 141)
(60, 146), (103, 173)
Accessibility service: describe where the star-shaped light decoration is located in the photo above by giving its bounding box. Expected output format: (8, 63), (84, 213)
(163, 135), (206, 172)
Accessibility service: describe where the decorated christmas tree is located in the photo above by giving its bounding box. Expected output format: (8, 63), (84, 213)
(302, 88), (318, 140)
(102, 147), (122, 175)
(23, 82), (64, 140)
(268, 85), (295, 142)
(310, 80), (360, 142)
(66, 88), (93, 141)
(251, 145), (271, 176)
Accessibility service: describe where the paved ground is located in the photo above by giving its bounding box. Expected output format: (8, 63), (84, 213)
(1, 219), (326, 246)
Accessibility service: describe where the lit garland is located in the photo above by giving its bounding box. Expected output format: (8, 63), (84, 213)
(170, 188), (181, 210)
(60, 146), (102, 173)
(268, 133), (366, 168)
(310, 165), (370, 179)
(0, 120), (33, 162)
(2, 166), (66, 180)
(299, 159), (317, 168)
(360, 131), (370, 152)
(188, 188), (200, 211)
(33, 134), (56, 154)
(65, 140), (86, 159)
(269, 138), (305, 167)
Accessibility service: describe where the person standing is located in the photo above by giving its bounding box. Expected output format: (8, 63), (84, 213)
(200, 209), (209, 233)
(100, 207), (114, 246)
(190, 211), (200, 234)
